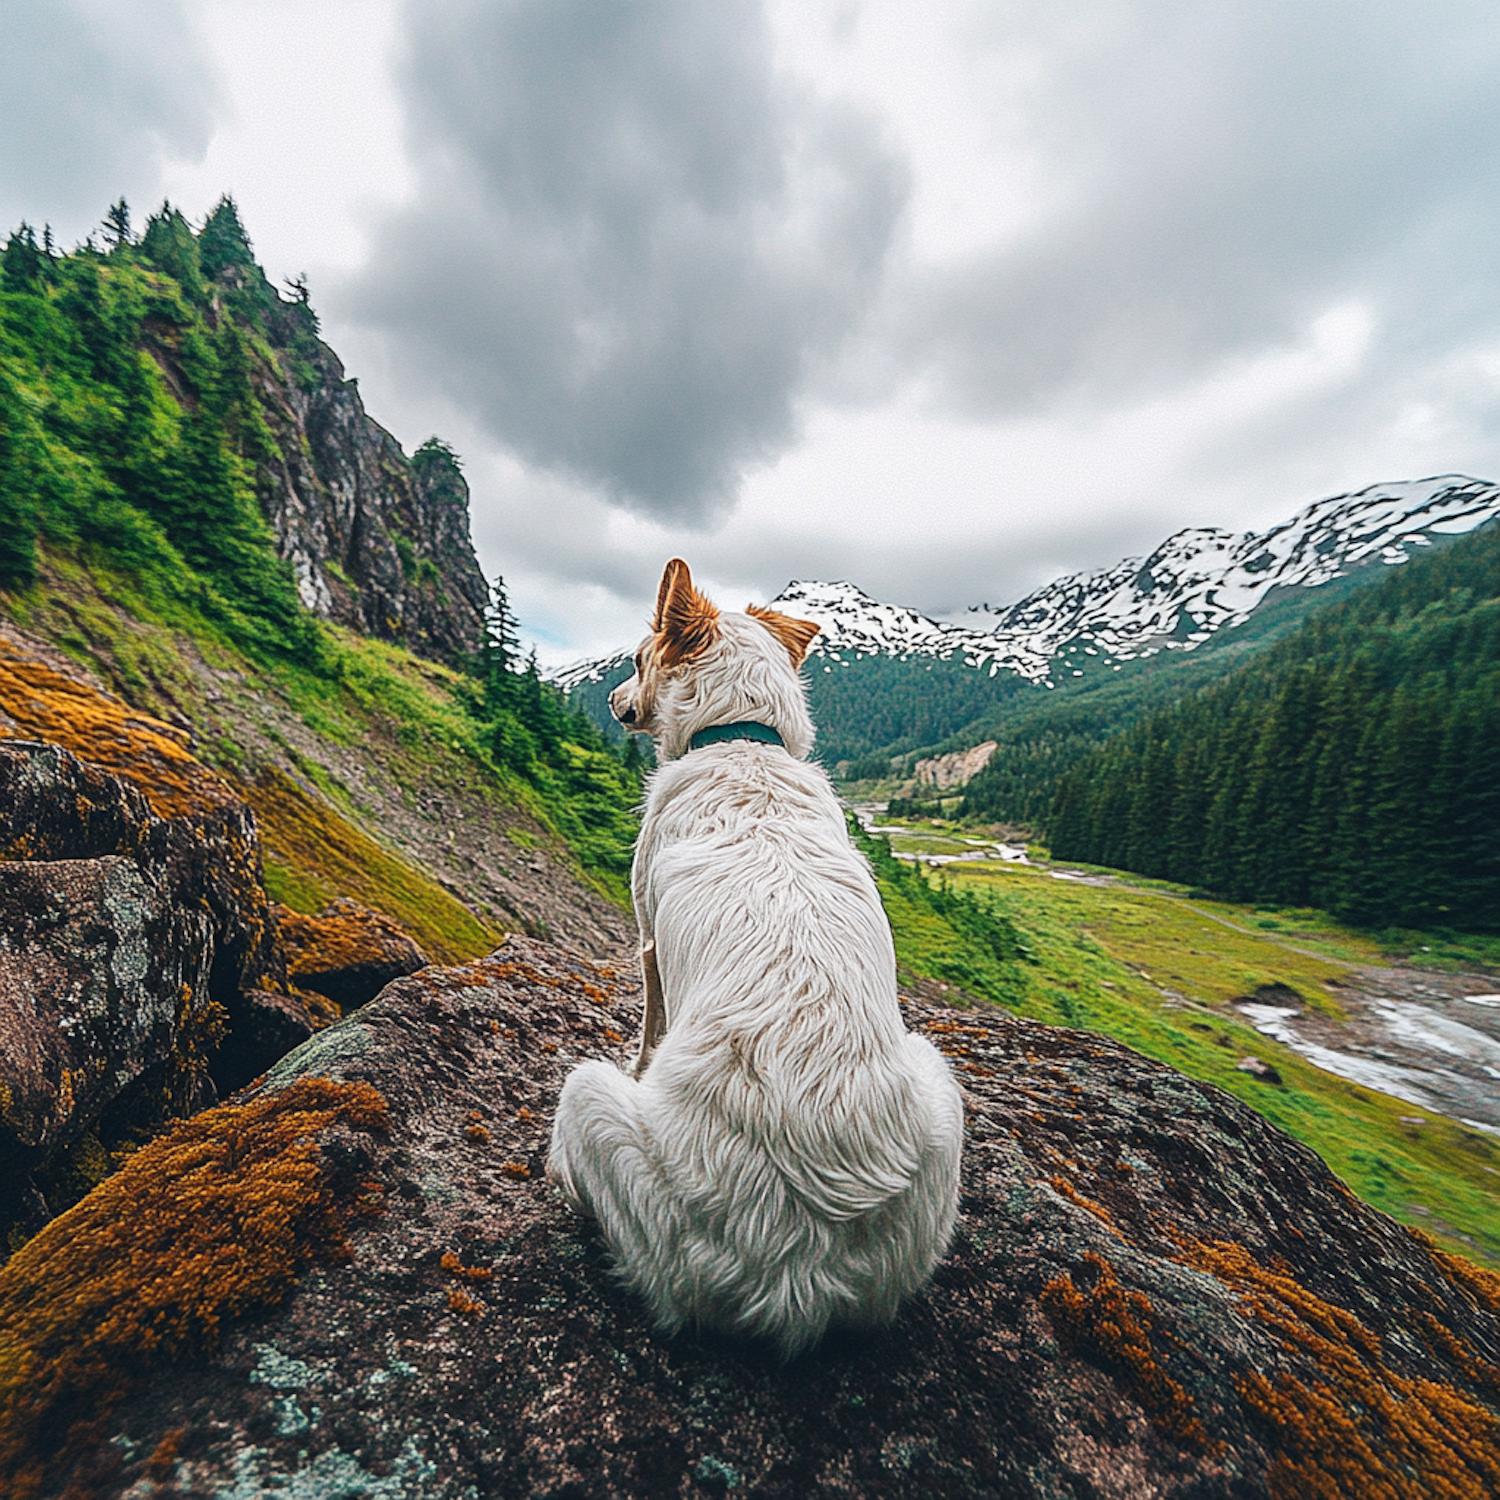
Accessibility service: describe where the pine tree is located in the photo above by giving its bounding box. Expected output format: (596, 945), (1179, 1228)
(480, 577), (521, 713)
(198, 196), (255, 279)
(139, 203), (207, 304)
(102, 198), (131, 250)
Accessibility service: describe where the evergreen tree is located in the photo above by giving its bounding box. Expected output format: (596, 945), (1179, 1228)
(1045, 520), (1500, 930)
(102, 198), (131, 250)
(198, 196), (255, 279)
(139, 203), (207, 304)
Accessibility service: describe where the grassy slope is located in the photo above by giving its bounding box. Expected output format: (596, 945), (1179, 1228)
(3, 553), (627, 961)
(866, 817), (1500, 1264)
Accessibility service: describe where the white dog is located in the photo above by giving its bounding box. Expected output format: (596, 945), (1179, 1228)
(547, 559), (963, 1357)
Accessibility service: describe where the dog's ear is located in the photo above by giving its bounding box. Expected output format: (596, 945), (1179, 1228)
(654, 558), (720, 666)
(747, 605), (820, 668)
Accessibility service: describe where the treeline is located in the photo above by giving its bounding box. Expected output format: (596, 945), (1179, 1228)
(0, 198), (323, 657)
(1046, 522), (1500, 930)
(805, 655), (1027, 770)
(473, 582), (644, 880)
(0, 200), (643, 886)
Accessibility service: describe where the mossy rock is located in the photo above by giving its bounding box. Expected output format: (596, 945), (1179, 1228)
(3, 936), (1496, 1497)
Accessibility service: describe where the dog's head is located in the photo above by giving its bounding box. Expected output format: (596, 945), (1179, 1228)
(609, 559), (821, 761)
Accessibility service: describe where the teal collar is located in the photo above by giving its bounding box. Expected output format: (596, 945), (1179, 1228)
(688, 721), (786, 753)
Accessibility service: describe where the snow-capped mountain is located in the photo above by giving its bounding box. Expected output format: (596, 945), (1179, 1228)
(552, 476), (1500, 691)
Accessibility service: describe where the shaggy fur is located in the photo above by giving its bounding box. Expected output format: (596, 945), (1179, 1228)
(547, 559), (964, 1358)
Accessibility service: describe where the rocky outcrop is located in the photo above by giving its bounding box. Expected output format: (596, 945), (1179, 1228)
(252, 301), (489, 665)
(0, 738), (294, 1241)
(913, 739), (998, 792)
(276, 897), (430, 1011)
(7, 935), (1497, 1498)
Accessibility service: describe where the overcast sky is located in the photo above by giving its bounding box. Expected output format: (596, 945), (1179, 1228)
(5, 0), (1500, 661)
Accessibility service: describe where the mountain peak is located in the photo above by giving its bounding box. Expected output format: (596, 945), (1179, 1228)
(555, 476), (1500, 690)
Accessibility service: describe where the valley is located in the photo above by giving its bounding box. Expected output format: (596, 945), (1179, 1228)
(4, 200), (1500, 1494)
(857, 809), (1500, 1263)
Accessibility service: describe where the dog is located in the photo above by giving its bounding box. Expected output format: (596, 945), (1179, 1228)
(547, 558), (963, 1358)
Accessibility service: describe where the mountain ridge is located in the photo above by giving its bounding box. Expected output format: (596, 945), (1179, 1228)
(553, 475), (1500, 695)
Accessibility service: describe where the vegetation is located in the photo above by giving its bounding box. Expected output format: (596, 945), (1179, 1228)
(860, 815), (1500, 1263)
(0, 1079), (388, 1498)
(0, 201), (643, 901)
(1046, 520), (1500, 929)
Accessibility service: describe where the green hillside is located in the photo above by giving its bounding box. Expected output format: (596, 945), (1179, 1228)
(0, 204), (642, 901)
(857, 813), (1500, 1264)
(1047, 519), (1500, 930)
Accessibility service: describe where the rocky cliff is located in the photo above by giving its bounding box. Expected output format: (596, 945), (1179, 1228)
(251, 295), (489, 664)
(3, 935), (1497, 1499)
(913, 739), (998, 792)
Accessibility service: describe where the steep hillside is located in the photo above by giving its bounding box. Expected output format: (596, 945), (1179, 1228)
(0, 204), (642, 1250)
(1045, 517), (1500, 930)
(1, 200), (486, 664)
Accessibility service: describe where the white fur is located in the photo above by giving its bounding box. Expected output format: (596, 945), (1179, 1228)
(548, 609), (963, 1357)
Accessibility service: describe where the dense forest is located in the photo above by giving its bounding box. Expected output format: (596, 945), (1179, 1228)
(1045, 520), (1500, 930)
(0, 201), (643, 886)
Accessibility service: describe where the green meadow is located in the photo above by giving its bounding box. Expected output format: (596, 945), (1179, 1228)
(860, 815), (1500, 1265)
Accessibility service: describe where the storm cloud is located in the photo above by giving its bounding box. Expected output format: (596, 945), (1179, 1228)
(0, 0), (220, 243)
(905, 0), (1500, 417)
(344, 0), (907, 521)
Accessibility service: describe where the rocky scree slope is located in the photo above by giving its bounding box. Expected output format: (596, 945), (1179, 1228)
(555, 476), (1500, 693)
(5, 936), (1498, 1498)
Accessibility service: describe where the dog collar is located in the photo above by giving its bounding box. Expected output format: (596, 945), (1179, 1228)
(687, 721), (786, 752)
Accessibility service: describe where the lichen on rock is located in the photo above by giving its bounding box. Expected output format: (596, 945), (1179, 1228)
(0, 1076), (388, 1499)
(4, 934), (1493, 1497)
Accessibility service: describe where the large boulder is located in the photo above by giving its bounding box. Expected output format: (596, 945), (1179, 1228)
(0, 736), (299, 1239)
(4, 935), (1498, 1498)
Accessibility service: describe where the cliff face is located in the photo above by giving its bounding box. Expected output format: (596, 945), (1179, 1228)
(4, 936), (1498, 1499)
(250, 299), (489, 665)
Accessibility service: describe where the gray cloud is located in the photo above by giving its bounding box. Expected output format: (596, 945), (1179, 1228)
(342, 0), (907, 521)
(908, 0), (1500, 415)
(0, 0), (220, 241)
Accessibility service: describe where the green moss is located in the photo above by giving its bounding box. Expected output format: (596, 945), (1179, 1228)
(262, 858), (333, 916)
(245, 767), (500, 965)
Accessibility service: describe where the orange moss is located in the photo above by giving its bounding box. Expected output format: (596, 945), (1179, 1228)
(1049, 1177), (1119, 1233)
(0, 1077), (388, 1499)
(1040, 1251), (1209, 1448)
(1180, 1238), (1500, 1499)
(145, 1428), (183, 1484)
(441, 1251), (494, 1283)
(500, 1161), (531, 1180)
(0, 638), (236, 819)
(245, 766), (499, 966)
(277, 899), (427, 985)
(446, 1286), (485, 1318)
(1414, 1227), (1500, 1319)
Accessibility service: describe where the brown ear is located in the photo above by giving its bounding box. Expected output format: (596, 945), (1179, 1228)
(747, 604), (821, 667)
(654, 558), (720, 666)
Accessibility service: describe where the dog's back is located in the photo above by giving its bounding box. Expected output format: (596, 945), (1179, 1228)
(548, 564), (963, 1357)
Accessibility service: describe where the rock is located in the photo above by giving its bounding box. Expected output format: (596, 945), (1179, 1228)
(1234, 1055), (1283, 1084)
(275, 898), (430, 1011)
(0, 734), (292, 1242)
(5, 935), (1498, 1498)
(912, 740), (999, 792)
(211, 989), (320, 1097)
(252, 301), (488, 665)
(0, 636), (285, 1001)
(0, 854), (214, 1158)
